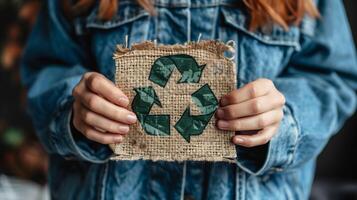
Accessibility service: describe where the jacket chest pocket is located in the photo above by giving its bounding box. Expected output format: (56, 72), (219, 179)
(220, 7), (301, 85)
(83, 2), (151, 80)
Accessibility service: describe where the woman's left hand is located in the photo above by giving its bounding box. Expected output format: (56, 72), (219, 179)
(216, 78), (286, 147)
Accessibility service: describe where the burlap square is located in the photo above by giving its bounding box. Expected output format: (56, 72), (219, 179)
(110, 40), (237, 162)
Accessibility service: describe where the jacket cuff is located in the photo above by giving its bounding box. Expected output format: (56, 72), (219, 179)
(49, 97), (112, 163)
(236, 105), (299, 175)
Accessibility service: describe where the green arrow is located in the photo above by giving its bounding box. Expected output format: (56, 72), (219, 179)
(169, 54), (206, 84)
(149, 54), (206, 87)
(149, 57), (176, 87)
(174, 108), (214, 142)
(174, 84), (218, 142)
(132, 87), (162, 114)
(132, 87), (170, 136)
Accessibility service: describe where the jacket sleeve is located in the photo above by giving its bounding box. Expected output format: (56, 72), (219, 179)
(20, 1), (112, 163)
(236, 0), (357, 174)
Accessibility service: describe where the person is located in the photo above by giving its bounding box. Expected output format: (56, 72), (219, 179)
(20, 0), (357, 199)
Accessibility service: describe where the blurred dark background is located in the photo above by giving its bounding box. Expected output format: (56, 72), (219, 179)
(0, 1), (48, 199)
(0, 0), (356, 199)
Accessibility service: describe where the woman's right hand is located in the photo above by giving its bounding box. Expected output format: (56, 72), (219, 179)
(72, 72), (137, 144)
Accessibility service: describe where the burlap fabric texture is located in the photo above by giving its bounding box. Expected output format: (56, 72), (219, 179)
(110, 40), (237, 162)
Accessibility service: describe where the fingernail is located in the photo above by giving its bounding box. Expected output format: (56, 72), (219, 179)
(217, 120), (229, 129)
(114, 136), (123, 143)
(233, 136), (244, 144)
(127, 114), (137, 123)
(118, 126), (130, 133)
(216, 109), (224, 118)
(119, 96), (129, 105)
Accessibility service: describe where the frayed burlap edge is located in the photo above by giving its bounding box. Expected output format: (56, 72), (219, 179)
(114, 40), (231, 60)
(109, 155), (237, 163)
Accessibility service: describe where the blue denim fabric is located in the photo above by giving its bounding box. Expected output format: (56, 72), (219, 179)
(21, 0), (357, 199)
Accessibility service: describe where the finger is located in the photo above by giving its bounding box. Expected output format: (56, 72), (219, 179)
(220, 78), (274, 106)
(84, 72), (129, 107)
(216, 108), (283, 131)
(72, 79), (86, 98)
(76, 120), (124, 144)
(216, 91), (285, 120)
(94, 127), (107, 132)
(79, 105), (130, 134)
(232, 124), (280, 147)
(80, 91), (137, 124)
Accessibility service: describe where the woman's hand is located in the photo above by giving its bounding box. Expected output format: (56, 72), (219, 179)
(216, 79), (285, 147)
(72, 72), (137, 144)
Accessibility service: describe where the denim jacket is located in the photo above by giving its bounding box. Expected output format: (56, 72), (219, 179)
(21, 0), (357, 199)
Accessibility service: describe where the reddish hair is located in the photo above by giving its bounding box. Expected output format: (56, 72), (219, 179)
(63, 0), (319, 31)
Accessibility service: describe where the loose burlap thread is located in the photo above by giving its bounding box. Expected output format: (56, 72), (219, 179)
(110, 41), (237, 162)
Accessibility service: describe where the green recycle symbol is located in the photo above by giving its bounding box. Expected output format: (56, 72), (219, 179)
(132, 54), (218, 143)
